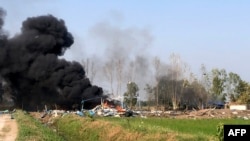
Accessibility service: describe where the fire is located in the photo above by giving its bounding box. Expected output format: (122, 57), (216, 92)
(115, 105), (126, 112)
(103, 101), (109, 108)
(102, 99), (126, 113)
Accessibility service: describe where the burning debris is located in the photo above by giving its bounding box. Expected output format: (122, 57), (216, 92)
(79, 97), (132, 117)
(0, 8), (105, 110)
(38, 97), (134, 120)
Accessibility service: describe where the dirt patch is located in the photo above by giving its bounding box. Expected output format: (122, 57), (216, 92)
(0, 114), (18, 141)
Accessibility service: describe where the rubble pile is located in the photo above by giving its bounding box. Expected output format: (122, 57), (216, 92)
(29, 103), (134, 124)
(27, 100), (250, 124)
(142, 108), (250, 119)
(28, 108), (250, 126)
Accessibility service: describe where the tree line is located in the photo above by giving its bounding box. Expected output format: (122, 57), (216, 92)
(1, 53), (249, 110)
(82, 53), (250, 110)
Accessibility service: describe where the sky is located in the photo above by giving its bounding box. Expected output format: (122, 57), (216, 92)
(1, 0), (250, 84)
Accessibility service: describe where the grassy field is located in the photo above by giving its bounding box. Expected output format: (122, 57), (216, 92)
(14, 110), (250, 141)
(14, 110), (65, 141)
(100, 117), (250, 140)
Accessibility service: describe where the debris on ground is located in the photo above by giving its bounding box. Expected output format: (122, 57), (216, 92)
(25, 99), (250, 125)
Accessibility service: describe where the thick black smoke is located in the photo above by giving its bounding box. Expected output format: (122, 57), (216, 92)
(0, 8), (7, 47)
(0, 10), (104, 110)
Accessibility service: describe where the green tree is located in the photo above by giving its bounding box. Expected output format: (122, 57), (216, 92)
(235, 80), (250, 104)
(211, 69), (227, 99)
(235, 80), (248, 95)
(225, 72), (241, 102)
(124, 82), (139, 109)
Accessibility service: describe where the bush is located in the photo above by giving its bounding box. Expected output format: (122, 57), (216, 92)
(216, 123), (224, 141)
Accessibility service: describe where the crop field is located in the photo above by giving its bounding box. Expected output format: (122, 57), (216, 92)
(100, 117), (250, 140)
(13, 110), (250, 141)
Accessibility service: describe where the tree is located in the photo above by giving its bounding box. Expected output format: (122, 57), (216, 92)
(116, 59), (124, 97)
(181, 74), (209, 110)
(169, 53), (187, 110)
(81, 58), (96, 83)
(124, 81), (139, 109)
(198, 64), (210, 109)
(156, 75), (173, 108)
(237, 90), (250, 104)
(235, 80), (250, 104)
(144, 83), (154, 107)
(225, 72), (241, 103)
(235, 80), (248, 97)
(103, 61), (115, 95)
(192, 79), (208, 109)
(153, 57), (160, 108)
(211, 69), (227, 100)
(127, 61), (135, 82)
(200, 64), (212, 94)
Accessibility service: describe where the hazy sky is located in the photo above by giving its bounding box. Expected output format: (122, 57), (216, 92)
(1, 0), (250, 82)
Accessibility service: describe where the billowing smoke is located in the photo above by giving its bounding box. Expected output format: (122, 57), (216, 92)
(0, 8), (7, 47)
(87, 21), (153, 100)
(0, 9), (104, 110)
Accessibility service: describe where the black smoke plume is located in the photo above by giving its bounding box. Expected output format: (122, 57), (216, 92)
(0, 8), (7, 47)
(0, 10), (104, 110)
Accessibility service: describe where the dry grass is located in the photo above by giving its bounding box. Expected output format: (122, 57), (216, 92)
(52, 114), (178, 141)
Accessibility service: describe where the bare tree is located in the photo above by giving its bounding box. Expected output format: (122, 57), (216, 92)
(103, 61), (115, 95)
(127, 61), (135, 82)
(169, 53), (187, 110)
(199, 64), (210, 109)
(153, 57), (160, 108)
(81, 58), (97, 83)
(88, 61), (97, 83)
(116, 59), (124, 97)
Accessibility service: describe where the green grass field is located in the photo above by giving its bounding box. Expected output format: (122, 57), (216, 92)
(100, 117), (250, 140)
(102, 117), (250, 135)
(14, 110), (65, 141)
(14, 110), (250, 141)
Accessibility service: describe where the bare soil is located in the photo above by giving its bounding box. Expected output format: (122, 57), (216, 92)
(0, 114), (18, 141)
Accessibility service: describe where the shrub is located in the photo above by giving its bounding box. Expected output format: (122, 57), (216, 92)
(216, 123), (224, 141)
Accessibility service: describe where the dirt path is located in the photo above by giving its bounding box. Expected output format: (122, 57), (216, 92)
(0, 114), (18, 141)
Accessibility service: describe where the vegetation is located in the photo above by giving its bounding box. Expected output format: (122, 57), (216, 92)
(53, 115), (250, 141)
(216, 123), (224, 141)
(53, 115), (214, 141)
(124, 81), (139, 109)
(144, 65), (250, 110)
(81, 53), (250, 111)
(48, 114), (250, 140)
(13, 110), (250, 141)
(51, 114), (174, 141)
(14, 110), (65, 141)
(102, 117), (250, 138)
